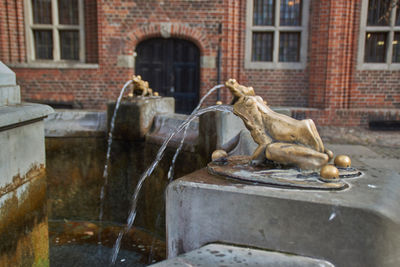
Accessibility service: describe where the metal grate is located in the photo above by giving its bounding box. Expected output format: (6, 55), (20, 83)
(34, 30), (53, 59)
(60, 30), (79, 60)
(252, 32), (273, 61)
(364, 32), (387, 62)
(32, 0), (52, 24)
(279, 32), (300, 62)
(58, 0), (79, 25)
(280, 0), (302, 26)
(253, 0), (275, 26)
(367, 0), (391, 26)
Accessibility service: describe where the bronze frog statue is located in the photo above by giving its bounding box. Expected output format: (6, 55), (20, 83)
(128, 75), (153, 97)
(225, 79), (333, 170)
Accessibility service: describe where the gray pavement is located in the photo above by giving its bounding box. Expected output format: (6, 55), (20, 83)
(319, 126), (400, 173)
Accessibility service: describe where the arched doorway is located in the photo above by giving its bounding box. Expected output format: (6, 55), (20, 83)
(135, 38), (200, 114)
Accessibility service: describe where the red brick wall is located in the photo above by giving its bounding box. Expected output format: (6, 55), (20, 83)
(0, 0), (25, 63)
(352, 71), (400, 109)
(1, 0), (399, 125)
(85, 0), (99, 64)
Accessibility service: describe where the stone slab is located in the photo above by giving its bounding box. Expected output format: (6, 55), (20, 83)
(0, 61), (16, 86)
(326, 143), (400, 173)
(166, 166), (400, 267)
(107, 97), (174, 140)
(150, 243), (333, 267)
(44, 110), (106, 137)
(0, 103), (53, 129)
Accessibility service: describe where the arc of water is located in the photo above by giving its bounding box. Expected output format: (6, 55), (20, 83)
(147, 84), (225, 263)
(98, 80), (132, 250)
(111, 103), (233, 264)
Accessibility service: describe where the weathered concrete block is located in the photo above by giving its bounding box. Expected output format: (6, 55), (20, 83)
(0, 61), (16, 86)
(0, 62), (20, 106)
(0, 85), (20, 106)
(166, 167), (400, 266)
(0, 102), (52, 265)
(107, 97), (174, 140)
(0, 104), (53, 190)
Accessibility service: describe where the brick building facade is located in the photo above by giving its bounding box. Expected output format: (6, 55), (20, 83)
(1, 0), (399, 126)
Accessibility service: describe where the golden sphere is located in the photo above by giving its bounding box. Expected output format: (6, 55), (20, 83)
(334, 155), (351, 168)
(211, 149), (228, 161)
(320, 165), (339, 180)
(154, 92), (159, 96)
(216, 101), (222, 105)
(325, 149), (334, 160)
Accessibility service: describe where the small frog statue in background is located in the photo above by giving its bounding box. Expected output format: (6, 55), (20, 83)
(128, 75), (154, 97)
(225, 79), (333, 170)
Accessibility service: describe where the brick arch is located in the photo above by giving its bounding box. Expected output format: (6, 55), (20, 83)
(125, 23), (211, 55)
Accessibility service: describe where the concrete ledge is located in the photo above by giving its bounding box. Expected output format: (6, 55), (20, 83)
(0, 103), (53, 130)
(45, 110), (106, 137)
(151, 244), (333, 266)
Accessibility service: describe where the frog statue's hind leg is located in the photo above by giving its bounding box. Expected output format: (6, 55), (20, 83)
(265, 142), (330, 170)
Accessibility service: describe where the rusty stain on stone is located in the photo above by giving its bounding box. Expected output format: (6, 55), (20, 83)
(0, 169), (48, 267)
(0, 164), (45, 198)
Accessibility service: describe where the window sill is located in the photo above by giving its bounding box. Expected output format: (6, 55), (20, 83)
(244, 61), (306, 70)
(357, 63), (400, 71)
(7, 62), (99, 69)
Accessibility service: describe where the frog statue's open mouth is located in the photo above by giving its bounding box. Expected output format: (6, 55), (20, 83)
(207, 79), (362, 190)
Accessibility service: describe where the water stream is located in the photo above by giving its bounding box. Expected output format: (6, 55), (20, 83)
(148, 84), (225, 263)
(111, 103), (233, 264)
(99, 80), (132, 250)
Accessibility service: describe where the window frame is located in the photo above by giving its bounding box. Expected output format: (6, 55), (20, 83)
(24, 0), (85, 63)
(358, 0), (400, 70)
(245, 0), (310, 70)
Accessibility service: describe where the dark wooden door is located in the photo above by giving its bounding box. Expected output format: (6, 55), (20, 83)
(135, 38), (200, 114)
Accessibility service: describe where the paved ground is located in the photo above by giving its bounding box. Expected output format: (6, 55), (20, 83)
(318, 126), (400, 173)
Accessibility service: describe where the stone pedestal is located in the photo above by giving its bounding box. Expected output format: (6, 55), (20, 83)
(107, 97), (174, 140)
(166, 166), (400, 267)
(0, 62), (52, 266)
